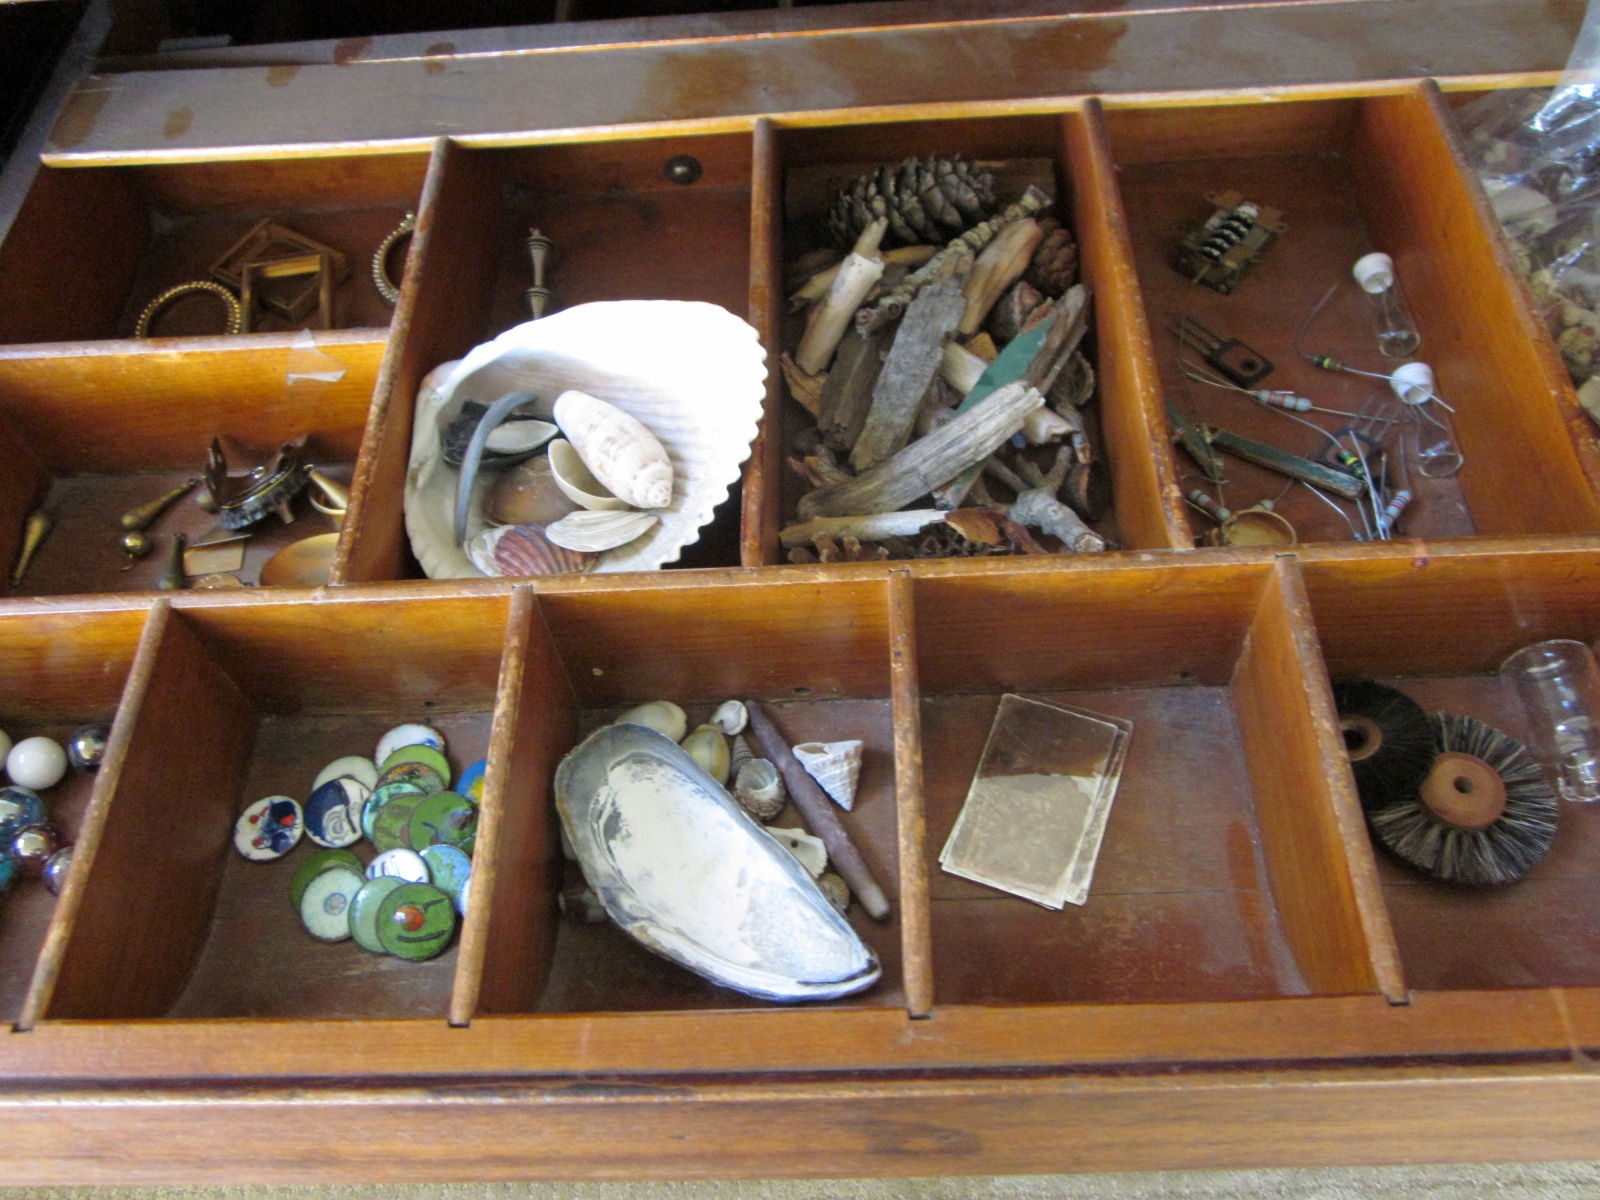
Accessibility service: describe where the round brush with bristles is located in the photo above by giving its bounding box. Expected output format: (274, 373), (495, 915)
(1333, 679), (1436, 812)
(1366, 713), (1558, 885)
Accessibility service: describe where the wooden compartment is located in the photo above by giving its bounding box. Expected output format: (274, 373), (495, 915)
(745, 109), (1185, 566)
(1101, 85), (1600, 547)
(470, 572), (923, 1018)
(0, 151), (428, 345)
(911, 555), (1401, 1005)
(1301, 542), (1600, 992)
(23, 590), (513, 1024)
(0, 331), (382, 596)
(0, 605), (147, 1023)
(336, 132), (756, 587)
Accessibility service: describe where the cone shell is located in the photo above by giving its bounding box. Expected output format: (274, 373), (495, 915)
(554, 389), (675, 510)
(466, 524), (596, 577)
(680, 724), (731, 785)
(545, 508), (660, 553)
(792, 740), (863, 811)
(405, 301), (766, 578)
(712, 700), (748, 736)
(729, 734), (754, 777)
(616, 701), (688, 743)
(735, 758), (786, 819)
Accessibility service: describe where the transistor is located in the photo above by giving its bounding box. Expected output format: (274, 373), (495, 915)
(1173, 190), (1286, 294)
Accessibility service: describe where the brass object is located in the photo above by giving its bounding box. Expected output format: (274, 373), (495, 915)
(525, 227), (552, 318)
(156, 534), (188, 591)
(1203, 502), (1297, 548)
(119, 531), (153, 568)
(372, 211), (416, 305)
(206, 438), (309, 530)
(240, 252), (334, 332)
(209, 219), (348, 322)
(11, 511), (50, 587)
(259, 532), (339, 588)
(120, 479), (198, 531)
(306, 468), (350, 526)
(134, 282), (244, 339)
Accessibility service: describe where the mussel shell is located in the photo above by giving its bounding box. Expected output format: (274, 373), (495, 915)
(441, 400), (557, 468)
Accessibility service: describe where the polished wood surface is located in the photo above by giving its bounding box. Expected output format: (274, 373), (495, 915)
(888, 568), (932, 1017)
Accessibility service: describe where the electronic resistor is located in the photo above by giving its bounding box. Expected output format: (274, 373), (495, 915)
(1381, 488), (1413, 528)
(1307, 354), (1342, 371)
(1187, 489), (1232, 523)
(1198, 204), (1259, 261)
(1332, 447), (1366, 478)
(1251, 389), (1313, 412)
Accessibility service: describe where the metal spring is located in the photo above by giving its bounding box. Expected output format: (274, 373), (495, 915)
(1199, 206), (1257, 261)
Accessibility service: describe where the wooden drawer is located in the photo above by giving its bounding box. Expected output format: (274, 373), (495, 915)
(6, 53), (1600, 1180)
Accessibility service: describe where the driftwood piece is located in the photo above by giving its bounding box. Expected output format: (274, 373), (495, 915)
(780, 352), (825, 417)
(799, 381), (1044, 519)
(817, 323), (892, 452)
(851, 276), (966, 471)
(1009, 446), (1105, 552)
(779, 509), (946, 548)
(796, 218), (886, 374)
(856, 185), (1052, 334)
(789, 244), (937, 311)
(940, 340), (987, 395)
(745, 702), (890, 921)
(987, 279), (1047, 343)
(959, 218), (1043, 336)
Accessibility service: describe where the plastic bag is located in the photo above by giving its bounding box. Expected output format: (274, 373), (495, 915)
(1455, 0), (1600, 419)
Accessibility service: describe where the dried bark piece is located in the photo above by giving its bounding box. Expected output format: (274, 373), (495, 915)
(959, 218), (1044, 336)
(816, 324), (892, 452)
(987, 279), (1047, 343)
(779, 510), (947, 548)
(798, 381), (1045, 519)
(943, 507), (1005, 545)
(851, 276), (966, 471)
(780, 352), (825, 417)
(796, 219), (886, 375)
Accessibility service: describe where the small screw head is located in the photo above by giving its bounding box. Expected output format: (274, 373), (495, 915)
(663, 155), (702, 185)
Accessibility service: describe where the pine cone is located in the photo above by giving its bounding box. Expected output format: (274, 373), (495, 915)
(1024, 222), (1079, 296)
(827, 156), (997, 248)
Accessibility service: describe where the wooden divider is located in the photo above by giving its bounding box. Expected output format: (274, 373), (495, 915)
(1352, 84), (1600, 535)
(452, 585), (578, 1023)
(741, 117), (784, 568)
(336, 137), (497, 585)
(21, 601), (257, 1025)
(1062, 101), (1190, 551)
(887, 568), (932, 1017)
(1232, 556), (1404, 1001)
(0, 410), (46, 586)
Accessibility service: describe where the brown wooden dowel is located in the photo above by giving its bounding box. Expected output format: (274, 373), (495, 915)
(745, 700), (891, 921)
(888, 568), (934, 1016)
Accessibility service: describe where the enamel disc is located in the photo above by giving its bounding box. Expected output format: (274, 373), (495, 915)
(299, 865), (364, 942)
(233, 796), (303, 861)
(366, 847), (430, 884)
(312, 755), (379, 793)
(374, 723), (445, 766)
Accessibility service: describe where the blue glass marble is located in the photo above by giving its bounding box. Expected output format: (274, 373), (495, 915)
(0, 786), (43, 844)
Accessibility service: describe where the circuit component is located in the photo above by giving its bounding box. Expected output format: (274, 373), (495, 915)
(1173, 191), (1286, 294)
(1172, 313), (1273, 386)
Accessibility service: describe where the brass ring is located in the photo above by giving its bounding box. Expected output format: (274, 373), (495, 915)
(372, 211), (416, 305)
(135, 281), (244, 338)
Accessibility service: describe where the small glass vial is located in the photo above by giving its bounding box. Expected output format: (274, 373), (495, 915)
(1352, 252), (1421, 358)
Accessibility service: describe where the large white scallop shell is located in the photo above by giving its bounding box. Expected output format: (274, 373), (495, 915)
(555, 724), (879, 1002)
(405, 301), (767, 578)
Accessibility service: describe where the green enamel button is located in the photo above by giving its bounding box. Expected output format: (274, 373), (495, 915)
(379, 744), (452, 788)
(371, 791), (426, 852)
(289, 847), (363, 910)
(349, 876), (404, 953)
(407, 791), (478, 851)
(376, 882), (456, 961)
(362, 780), (426, 841)
(374, 761), (445, 797)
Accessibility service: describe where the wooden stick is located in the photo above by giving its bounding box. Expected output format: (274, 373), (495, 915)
(746, 701), (891, 921)
(887, 569), (933, 1016)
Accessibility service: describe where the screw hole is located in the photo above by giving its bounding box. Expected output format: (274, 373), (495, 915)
(1454, 775), (1475, 794)
(664, 155), (702, 185)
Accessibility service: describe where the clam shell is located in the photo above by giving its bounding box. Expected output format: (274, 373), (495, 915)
(734, 757), (786, 819)
(765, 826), (828, 878)
(615, 701), (687, 743)
(545, 509), (660, 553)
(548, 439), (631, 512)
(466, 524), (596, 578)
(405, 301), (766, 578)
(711, 700), (748, 736)
(485, 455), (580, 527)
(554, 389), (674, 510)
(555, 723), (878, 1002)
(680, 724), (730, 785)
(792, 740), (863, 811)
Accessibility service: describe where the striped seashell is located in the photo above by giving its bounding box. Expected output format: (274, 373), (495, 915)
(544, 508), (660, 553)
(466, 524), (596, 578)
(734, 758), (786, 820)
(405, 301), (767, 578)
(554, 389), (674, 510)
(792, 740), (863, 811)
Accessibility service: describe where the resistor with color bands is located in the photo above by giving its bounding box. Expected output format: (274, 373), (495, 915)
(1252, 389), (1313, 412)
(1187, 489), (1232, 522)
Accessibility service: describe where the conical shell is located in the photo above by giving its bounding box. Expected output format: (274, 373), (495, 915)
(764, 826), (828, 877)
(544, 508), (660, 553)
(734, 758), (786, 819)
(554, 389), (674, 510)
(404, 301), (766, 578)
(466, 524), (596, 577)
(616, 701), (687, 743)
(792, 740), (863, 810)
(680, 724), (730, 785)
(711, 700), (748, 736)
(729, 734), (754, 777)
